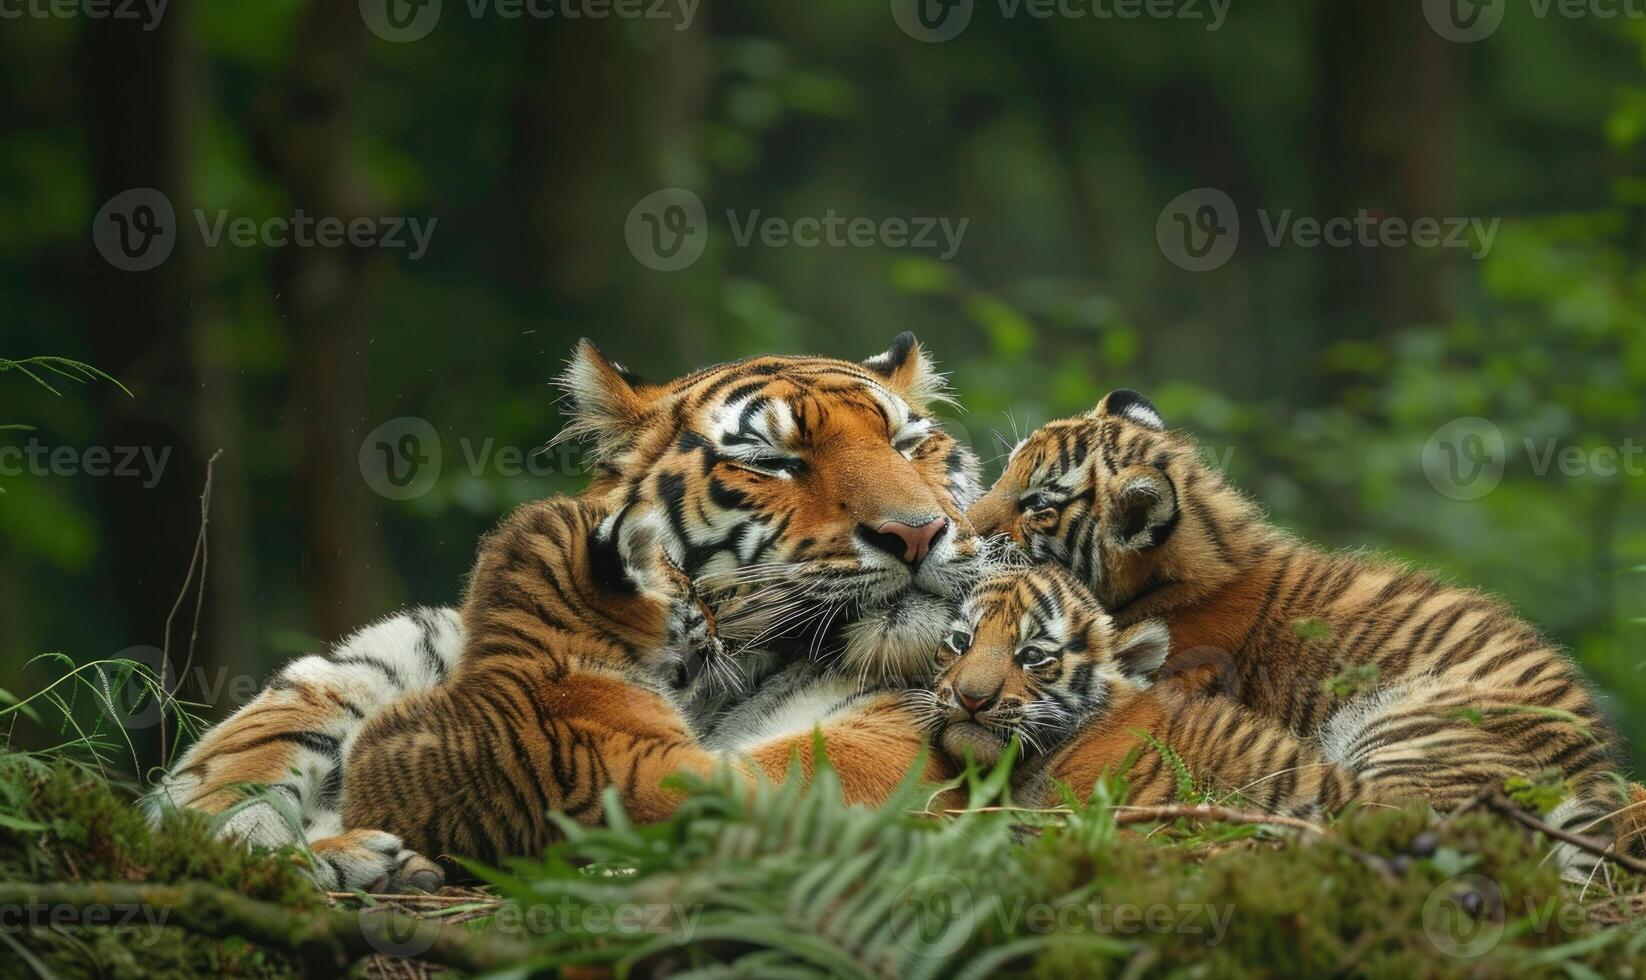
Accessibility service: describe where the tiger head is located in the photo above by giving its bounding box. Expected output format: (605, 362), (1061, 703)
(966, 390), (1261, 622)
(924, 563), (1171, 766)
(552, 332), (984, 682)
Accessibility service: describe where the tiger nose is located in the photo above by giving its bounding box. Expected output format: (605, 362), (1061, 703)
(956, 687), (996, 715)
(862, 517), (949, 567)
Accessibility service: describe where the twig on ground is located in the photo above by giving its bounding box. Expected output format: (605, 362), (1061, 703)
(159, 449), (221, 766)
(1484, 794), (1646, 876)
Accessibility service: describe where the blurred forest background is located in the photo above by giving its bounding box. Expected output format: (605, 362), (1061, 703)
(1, 1), (1644, 775)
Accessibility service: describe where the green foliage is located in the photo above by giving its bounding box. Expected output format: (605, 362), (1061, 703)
(0, 750), (320, 978)
(1506, 770), (1576, 817)
(453, 756), (1646, 978)
(1324, 663), (1381, 699)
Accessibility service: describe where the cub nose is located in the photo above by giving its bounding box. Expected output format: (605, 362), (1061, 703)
(859, 516), (949, 567)
(955, 687), (996, 715)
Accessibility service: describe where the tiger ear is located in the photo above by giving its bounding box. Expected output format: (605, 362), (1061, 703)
(863, 332), (951, 412)
(1113, 619), (1171, 684)
(1106, 465), (1178, 551)
(550, 339), (658, 457)
(1088, 389), (1165, 431)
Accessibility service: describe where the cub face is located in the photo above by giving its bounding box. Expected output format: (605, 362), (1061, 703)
(965, 389), (1186, 609)
(925, 563), (1171, 766)
(599, 502), (726, 693)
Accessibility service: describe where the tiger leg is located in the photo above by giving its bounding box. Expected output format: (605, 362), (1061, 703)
(342, 665), (743, 867)
(143, 608), (461, 889)
(307, 829), (446, 893)
(1321, 678), (1624, 884)
(739, 692), (960, 810)
(1031, 695), (1362, 821)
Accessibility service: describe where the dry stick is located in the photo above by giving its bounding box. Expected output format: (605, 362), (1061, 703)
(1484, 794), (1646, 876)
(933, 802), (1331, 836)
(0, 881), (525, 975)
(324, 892), (499, 906)
(158, 449), (221, 767)
(1110, 803), (1330, 837)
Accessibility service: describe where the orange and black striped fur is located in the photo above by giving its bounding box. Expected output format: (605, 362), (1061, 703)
(921, 564), (1363, 819)
(151, 334), (987, 887)
(341, 495), (731, 872)
(146, 609), (463, 892)
(969, 391), (1624, 882)
(528, 333), (986, 803)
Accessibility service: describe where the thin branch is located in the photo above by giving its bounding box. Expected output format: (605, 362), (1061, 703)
(1484, 794), (1646, 876)
(159, 449), (221, 767)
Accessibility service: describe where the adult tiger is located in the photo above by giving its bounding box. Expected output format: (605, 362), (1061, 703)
(968, 391), (1626, 884)
(148, 334), (983, 886)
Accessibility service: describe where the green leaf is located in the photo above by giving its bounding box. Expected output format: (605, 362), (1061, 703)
(0, 812), (48, 833)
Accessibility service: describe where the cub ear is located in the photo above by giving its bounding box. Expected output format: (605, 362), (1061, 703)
(1105, 465), (1178, 551)
(1088, 389), (1165, 431)
(550, 339), (658, 457)
(863, 332), (951, 412)
(1113, 619), (1172, 684)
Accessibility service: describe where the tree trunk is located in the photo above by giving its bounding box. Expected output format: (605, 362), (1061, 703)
(251, 0), (397, 641)
(82, 0), (206, 773)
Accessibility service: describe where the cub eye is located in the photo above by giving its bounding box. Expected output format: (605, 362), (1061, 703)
(1018, 647), (1059, 669)
(942, 631), (971, 655)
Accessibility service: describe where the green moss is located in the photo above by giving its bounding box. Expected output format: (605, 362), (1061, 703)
(0, 752), (319, 977)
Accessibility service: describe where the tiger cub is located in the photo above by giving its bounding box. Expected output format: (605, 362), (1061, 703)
(969, 391), (1624, 881)
(924, 564), (1363, 818)
(339, 495), (735, 873)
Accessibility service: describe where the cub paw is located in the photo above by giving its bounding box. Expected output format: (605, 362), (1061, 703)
(309, 829), (445, 893)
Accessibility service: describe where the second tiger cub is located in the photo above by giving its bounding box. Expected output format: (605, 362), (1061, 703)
(923, 564), (1363, 818)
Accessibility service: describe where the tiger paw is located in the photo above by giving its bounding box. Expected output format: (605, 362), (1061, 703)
(310, 828), (445, 893)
